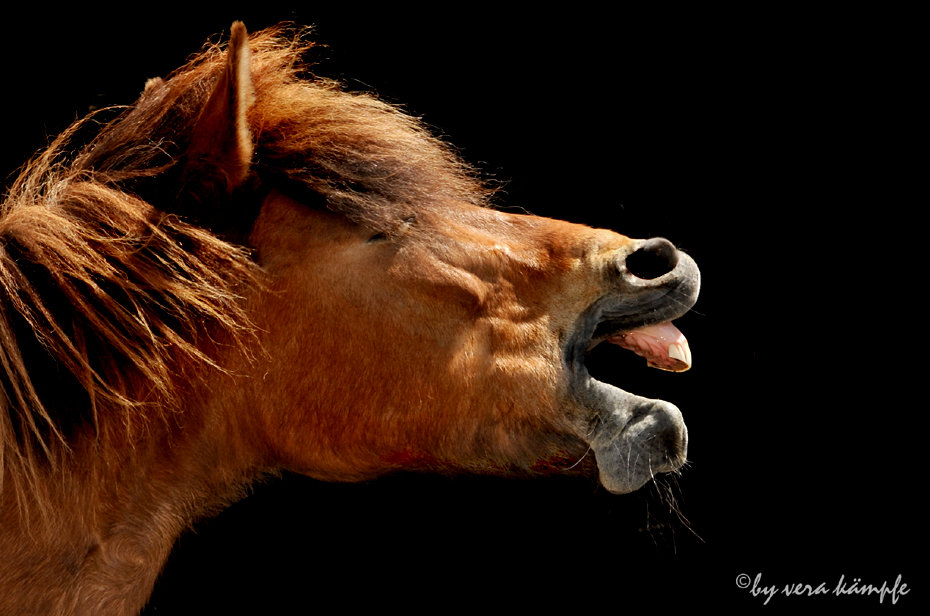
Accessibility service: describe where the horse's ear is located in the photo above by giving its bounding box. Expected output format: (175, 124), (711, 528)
(181, 21), (255, 199)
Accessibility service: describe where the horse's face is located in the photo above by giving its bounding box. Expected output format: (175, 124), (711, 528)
(139, 22), (703, 495)
(241, 190), (699, 493)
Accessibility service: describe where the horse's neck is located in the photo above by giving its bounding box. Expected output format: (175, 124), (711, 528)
(0, 411), (259, 615)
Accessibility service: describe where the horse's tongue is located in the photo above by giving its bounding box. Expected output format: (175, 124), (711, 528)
(608, 321), (692, 372)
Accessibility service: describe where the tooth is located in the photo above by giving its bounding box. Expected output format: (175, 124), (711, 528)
(668, 342), (691, 368)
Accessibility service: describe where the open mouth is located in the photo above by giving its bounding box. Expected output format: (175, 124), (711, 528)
(566, 240), (700, 494)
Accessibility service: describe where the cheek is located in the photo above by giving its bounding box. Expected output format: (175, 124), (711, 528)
(254, 255), (461, 399)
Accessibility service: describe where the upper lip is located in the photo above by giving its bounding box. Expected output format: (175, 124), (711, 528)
(565, 247), (701, 380)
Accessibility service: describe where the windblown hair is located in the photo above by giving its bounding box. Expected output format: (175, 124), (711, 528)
(0, 25), (489, 504)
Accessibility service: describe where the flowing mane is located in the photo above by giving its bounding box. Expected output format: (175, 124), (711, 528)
(0, 26), (490, 510)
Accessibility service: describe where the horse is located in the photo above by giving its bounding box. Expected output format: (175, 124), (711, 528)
(0, 22), (700, 614)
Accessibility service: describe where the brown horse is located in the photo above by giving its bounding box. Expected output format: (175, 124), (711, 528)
(0, 22), (699, 614)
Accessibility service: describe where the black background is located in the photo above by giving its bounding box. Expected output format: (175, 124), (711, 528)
(6, 6), (917, 612)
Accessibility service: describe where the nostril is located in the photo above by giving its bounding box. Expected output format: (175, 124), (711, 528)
(626, 237), (678, 279)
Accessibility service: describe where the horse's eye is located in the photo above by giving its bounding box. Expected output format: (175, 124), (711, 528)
(368, 215), (415, 244)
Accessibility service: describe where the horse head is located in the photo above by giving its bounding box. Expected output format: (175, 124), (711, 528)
(199, 23), (701, 495)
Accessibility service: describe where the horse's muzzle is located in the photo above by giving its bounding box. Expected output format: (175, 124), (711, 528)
(564, 237), (700, 494)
